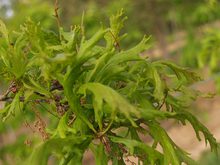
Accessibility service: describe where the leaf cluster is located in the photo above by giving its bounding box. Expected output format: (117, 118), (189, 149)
(0, 11), (218, 165)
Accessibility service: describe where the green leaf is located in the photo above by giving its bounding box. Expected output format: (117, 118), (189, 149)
(25, 136), (92, 165)
(110, 136), (164, 164)
(53, 113), (76, 138)
(151, 66), (164, 100)
(173, 110), (218, 153)
(0, 19), (9, 44)
(154, 61), (201, 83)
(90, 143), (108, 165)
(23, 77), (51, 97)
(93, 36), (149, 83)
(78, 28), (107, 58)
(78, 82), (140, 130)
(2, 91), (23, 122)
(148, 122), (180, 165)
(105, 9), (127, 50)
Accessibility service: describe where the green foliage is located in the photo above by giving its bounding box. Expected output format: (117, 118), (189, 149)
(180, 28), (220, 92)
(197, 30), (220, 72)
(198, 148), (220, 165)
(60, 0), (220, 46)
(0, 0), (54, 29)
(0, 11), (218, 165)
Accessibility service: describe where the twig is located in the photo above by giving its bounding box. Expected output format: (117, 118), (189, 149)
(0, 81), (17, 101)
(54, 0), (61, 27)
(100, 136), (111, 153)
(0, 95), (10, 102)
(67, 114), (76, 126)
(54, 0), (62, 40)
(0, 96), (48, 103)
(1, 80), (63, 102)
(109, 30), (121, 52)
(38, 102), (60, 119)
(100, 119), (114, 136)
(157, 90), (168, 110)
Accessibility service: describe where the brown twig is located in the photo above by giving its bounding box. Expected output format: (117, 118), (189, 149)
(124, 156), (136, 165)
(1, 79), (63, 102)
(38, 102), (60, 119)
(0, 81), (17, 101)
(54, 0), (62, 40)
(0, 95), (10, 102)
(157, 90), (168, 110)
(109, 30), (121, 52)
(67, 114), (76, 126)
(100, 135), (111, 153)
(0, 96), (49, 104)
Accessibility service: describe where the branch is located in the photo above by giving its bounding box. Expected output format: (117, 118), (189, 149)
(0, 81), (17, 101)
(157, 90), (168, 110)
(54, 0), (61, 27)
(109, 30), (121, 52)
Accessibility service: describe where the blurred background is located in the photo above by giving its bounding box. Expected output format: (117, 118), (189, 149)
(0, 0), (220, 164)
